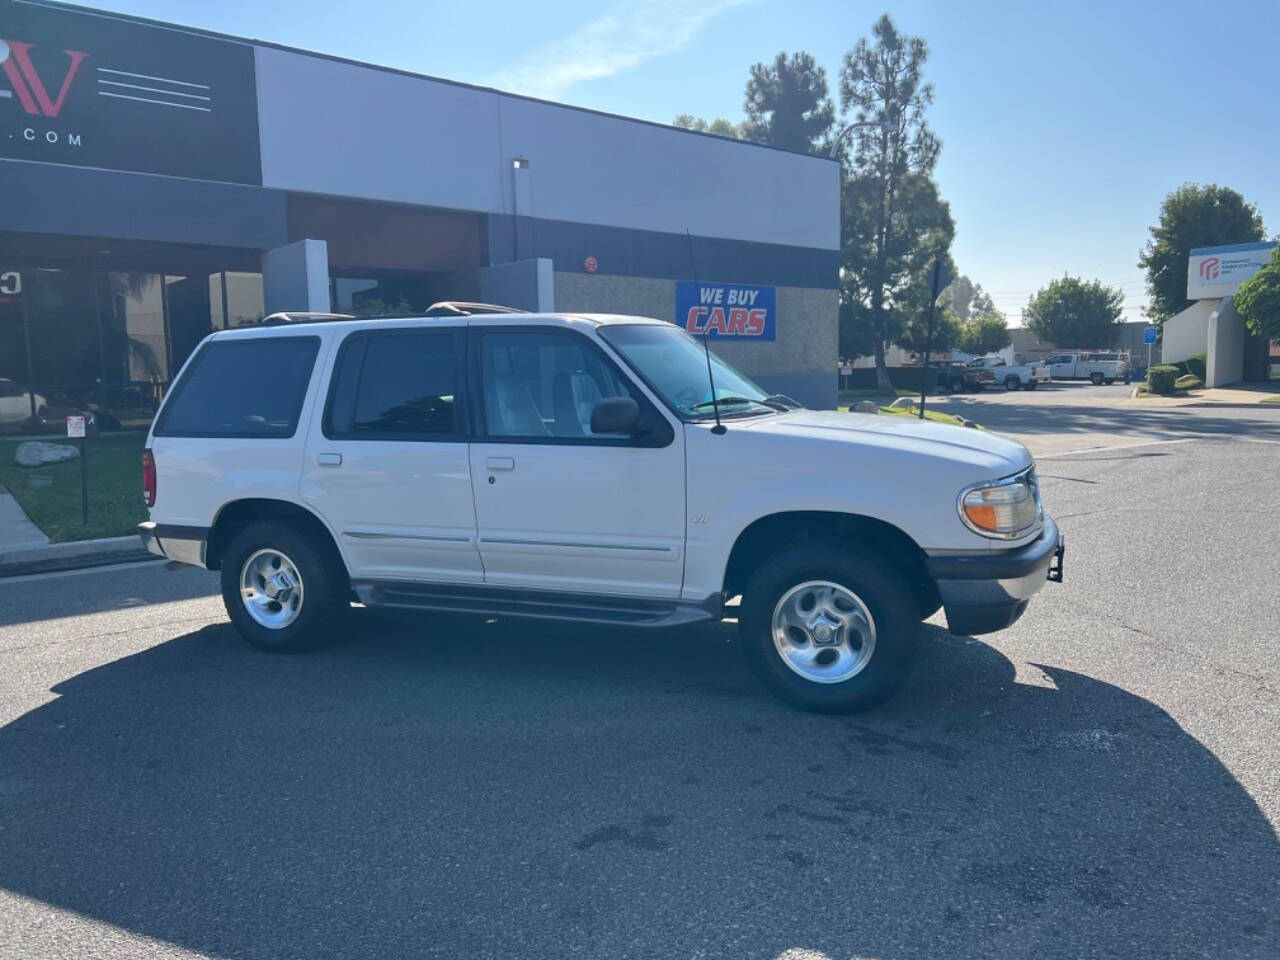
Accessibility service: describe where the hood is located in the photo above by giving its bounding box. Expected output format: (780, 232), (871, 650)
(735, 409), (1031, 474)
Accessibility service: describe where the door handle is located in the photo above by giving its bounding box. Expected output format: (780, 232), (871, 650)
(486, 456), (515, 471)
(317, 453), (343, 467)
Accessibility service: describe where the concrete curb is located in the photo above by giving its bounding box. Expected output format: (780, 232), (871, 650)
(0, 534), (156, 579)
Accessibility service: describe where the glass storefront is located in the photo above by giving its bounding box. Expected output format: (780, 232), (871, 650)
(0, 259), (263, 433)
(330, 273), (434, 316)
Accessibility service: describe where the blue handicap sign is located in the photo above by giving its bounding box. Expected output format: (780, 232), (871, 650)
(1144, 326), (1158, 344)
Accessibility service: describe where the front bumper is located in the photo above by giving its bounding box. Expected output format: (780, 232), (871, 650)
(138, 521), (209, 567)
(925, 516), (1063, 636)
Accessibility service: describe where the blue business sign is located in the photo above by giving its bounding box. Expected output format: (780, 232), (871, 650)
(676, 281), (776, 341)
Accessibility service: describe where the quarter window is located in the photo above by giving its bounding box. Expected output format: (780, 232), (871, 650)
(156, 337), (319, 438)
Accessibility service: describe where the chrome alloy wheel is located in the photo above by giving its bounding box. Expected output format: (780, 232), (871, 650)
(770, 580), (877, 684)
(240, 549), (305, 629)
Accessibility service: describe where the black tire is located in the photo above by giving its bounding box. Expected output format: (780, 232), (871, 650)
(1090, 372), (1104, 385)
(739, 543), (920, 713)
(1104, 378), (1115, 385)
(1005, 376), (1021, 391)
(1025, 381), (1039, 391)
(220, 520), (349, 653)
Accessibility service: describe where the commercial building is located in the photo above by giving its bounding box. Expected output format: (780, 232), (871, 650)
(1162, 241), (1279, 386)
(0, 0), (839, 432)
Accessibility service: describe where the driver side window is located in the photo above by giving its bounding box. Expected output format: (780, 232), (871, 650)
(478, 330), (643, 441)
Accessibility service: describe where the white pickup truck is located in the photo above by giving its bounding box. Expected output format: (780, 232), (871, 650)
(965, 357), (1051, 391)
(137, 304), (1063, 713)
(1042, 351), (1130, 385)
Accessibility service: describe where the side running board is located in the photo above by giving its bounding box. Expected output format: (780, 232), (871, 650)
(351, 580), (722, 628)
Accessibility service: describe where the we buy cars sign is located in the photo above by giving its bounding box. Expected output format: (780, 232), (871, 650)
(676, 281), (776, 341)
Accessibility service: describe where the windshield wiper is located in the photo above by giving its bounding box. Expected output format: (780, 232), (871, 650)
(691, 396), (757, 412)
(762, 394), (802, 411)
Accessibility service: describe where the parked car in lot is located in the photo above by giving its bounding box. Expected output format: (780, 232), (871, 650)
(928, 360), (994, 393)
(965, 356), (1052, 391)
(0, 379), (47, 429)
(1043, 351), (1130, 385)
(138, 304), (1064, 713)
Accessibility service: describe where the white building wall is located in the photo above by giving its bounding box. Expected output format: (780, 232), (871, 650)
(1161, 300), (1217, 364)
(253, 47), (839, 251)
(1206, 297), (1246, 387)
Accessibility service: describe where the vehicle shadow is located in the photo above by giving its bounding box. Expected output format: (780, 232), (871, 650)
(0, 613), (1276, 959)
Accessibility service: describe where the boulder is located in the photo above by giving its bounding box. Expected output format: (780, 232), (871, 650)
(853, 400), (879, 414)
(888, 396), (916, 410)
(14, 441), (78, 468)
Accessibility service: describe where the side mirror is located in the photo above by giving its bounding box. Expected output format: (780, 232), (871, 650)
(590, 396), (641, 435)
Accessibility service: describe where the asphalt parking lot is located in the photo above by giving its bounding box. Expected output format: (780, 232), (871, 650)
(1, 405), (1278, 958)
(924, 379), (1280, 454)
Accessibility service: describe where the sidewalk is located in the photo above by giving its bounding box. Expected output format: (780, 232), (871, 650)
(1192, 386), (1280, 404)
(0, 489), (48, 551)
(0, 485), (152, 577)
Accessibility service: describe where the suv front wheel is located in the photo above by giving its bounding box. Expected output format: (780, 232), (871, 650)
(220, 521), (348, 652)
(739, 543), (920, 712)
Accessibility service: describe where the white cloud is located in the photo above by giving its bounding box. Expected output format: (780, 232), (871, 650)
(485, 0), (753, 101)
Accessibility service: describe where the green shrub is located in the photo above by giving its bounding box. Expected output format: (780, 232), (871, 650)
(1174, 374), (1203, 390)
(1146, 364), (1179, 393)
(1165, 354), (1207, 381)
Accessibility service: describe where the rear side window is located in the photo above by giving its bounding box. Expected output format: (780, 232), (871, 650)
(324, 331), (461, 440)
(156, 337), (319, 438)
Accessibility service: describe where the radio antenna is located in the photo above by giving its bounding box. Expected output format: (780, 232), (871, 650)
(686, 228), (725, 435)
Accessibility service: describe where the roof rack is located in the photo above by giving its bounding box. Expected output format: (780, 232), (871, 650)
(423, 301), (527, 317)
(259, 311), (355, 326)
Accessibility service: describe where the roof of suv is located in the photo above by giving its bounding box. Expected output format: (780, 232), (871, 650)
(211, 312), (670, 340)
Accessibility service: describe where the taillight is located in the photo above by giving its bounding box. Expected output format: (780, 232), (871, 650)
(142, 449), (157, 508)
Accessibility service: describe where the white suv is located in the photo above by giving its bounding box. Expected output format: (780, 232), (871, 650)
(139, 305), (1063, 712)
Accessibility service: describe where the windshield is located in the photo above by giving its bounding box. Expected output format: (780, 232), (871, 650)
(599, 323), (780, 420)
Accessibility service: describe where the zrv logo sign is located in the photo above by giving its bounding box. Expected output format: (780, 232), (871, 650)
(0, 38), (87, 118)
(1199, 256), (1220, 281)
(676, 281), (777, 341)
(0, 3), (262, 184)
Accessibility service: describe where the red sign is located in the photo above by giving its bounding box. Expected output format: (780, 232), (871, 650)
(583, 256), (598, 273)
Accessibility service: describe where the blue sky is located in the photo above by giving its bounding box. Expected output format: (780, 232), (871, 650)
(88, 0), (1278, 324)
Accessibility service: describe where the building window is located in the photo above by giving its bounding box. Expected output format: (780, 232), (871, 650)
(330, 274), (432, 315)
(0, 261), (265, 434)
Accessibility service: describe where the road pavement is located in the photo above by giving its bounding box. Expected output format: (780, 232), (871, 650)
(922, 379), (1280, 454)
(0, 412), (1278, 958)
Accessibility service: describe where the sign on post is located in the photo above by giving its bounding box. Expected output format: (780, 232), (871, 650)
(675, 281), (776, 341)
(1144, 326), (1157, 344)
(66, 415), (88, 524)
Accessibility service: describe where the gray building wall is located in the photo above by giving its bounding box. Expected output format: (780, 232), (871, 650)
(553, 273), (838, 410)
(253, 45), (840, 251)
(1009, 321), (1159, 365)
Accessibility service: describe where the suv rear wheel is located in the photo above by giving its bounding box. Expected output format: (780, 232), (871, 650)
(220, 521), (348, 652)
(739, 543), (920, 712)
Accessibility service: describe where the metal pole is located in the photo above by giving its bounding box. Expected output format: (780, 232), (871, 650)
(918, 298), (935, 420)
(80, 435), (88, 525)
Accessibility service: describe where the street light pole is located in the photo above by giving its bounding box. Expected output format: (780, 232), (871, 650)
(827, 118), (887, 159)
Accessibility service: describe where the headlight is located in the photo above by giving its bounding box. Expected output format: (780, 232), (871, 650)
(958, 467), (1042, 539)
